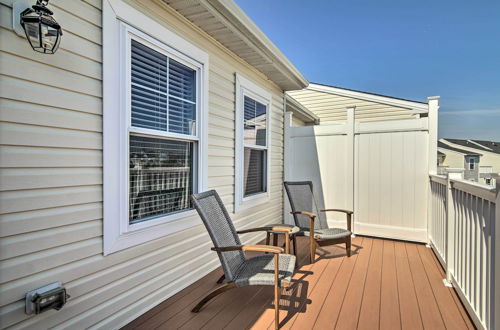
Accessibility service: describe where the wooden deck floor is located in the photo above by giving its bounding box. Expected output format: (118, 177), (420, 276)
(123, 236), (474, 330)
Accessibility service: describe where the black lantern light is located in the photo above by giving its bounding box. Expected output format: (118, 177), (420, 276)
(20, 0), (62, 54)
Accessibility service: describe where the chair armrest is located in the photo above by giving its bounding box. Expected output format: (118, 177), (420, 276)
(237, 226), (293, 234)
(320, 209), (353, 232)
(320, 209), (353, 215)
(211, 245), (284, 254)
(291, 211), (316, 218)
(242, 245), (284, 254)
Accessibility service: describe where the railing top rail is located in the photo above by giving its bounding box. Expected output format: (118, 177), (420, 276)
(429, 174), (447, 185)
(450, 178), (496, 203)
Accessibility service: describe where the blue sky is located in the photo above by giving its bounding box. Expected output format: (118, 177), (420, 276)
(235, 0), (500, 140)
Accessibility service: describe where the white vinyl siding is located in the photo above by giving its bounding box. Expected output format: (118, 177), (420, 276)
(288, 89), (418, 123)
(0, 0), (285, 329)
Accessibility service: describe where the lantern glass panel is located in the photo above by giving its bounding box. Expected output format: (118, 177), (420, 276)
(41, 23), (58, 50)
(24, 21), (40, 47)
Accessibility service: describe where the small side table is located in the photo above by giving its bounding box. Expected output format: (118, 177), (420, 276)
(265, 224), (300, 256)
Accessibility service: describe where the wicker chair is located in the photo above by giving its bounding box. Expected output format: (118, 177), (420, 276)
(284, 181), (352, 263)
(190, 190), (296, 329)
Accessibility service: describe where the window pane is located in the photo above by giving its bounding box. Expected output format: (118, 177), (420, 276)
(129, 135), (194, 224)
(244, 148), (267, 196)
(243, 96), (267, 146)
(131, 40), (196, 135)
(169, 59), (196, 102)
(168, 98), (196, 135)
(131, 40), (168, 93)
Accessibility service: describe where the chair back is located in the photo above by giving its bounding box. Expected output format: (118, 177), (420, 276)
(191, 190), (245, 282)
(284, 181), (328, 230)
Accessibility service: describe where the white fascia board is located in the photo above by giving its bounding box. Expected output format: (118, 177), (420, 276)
(467, 139), (493, 151)
(307, 83), (429, 113)
(203, 0), (309, 90)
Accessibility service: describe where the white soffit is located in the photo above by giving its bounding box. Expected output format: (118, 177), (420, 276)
(162, 0), (308, 91)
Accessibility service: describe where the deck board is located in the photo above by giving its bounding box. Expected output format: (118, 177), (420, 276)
(379, 240), (401, 330)
(357, 238), (384, 329)
(123, 236), (473, 330)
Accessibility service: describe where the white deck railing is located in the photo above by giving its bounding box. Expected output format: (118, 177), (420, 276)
(429, 172), (499, 330)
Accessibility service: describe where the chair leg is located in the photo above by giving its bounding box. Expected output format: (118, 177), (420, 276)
(346, 238), (351, 257)
(274, 284), (280, 330)
(292, 235), (297, 256)
(310, 237), (316, 264)
(191, 283), (236, 313)
(216, 274), (225, 284)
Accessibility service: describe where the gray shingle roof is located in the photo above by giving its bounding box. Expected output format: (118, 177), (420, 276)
(438, 141), (482, 156)
(443, 139), (500, 155)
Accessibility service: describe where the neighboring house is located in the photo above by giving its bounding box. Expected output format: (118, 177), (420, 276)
(438, 141), (482, 182)
(0, 0), (307, 328)
(438, 138), (500, 185)
(287, 82), (429, 124)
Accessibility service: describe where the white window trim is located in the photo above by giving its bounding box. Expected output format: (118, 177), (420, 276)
(103, 0), (208, 255)
(234, 73), (272, 213)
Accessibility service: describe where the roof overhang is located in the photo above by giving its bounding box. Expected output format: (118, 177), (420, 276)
(285, 94), (320, 124)
(438, 140), (482, 157)
(306, 83), (429, 113)
(161, 0), (308, 91)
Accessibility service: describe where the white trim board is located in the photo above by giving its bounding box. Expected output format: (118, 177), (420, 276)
(234, 73), (272, 212)
(103, 0), (209, 255)
(307, 83), (429, 113)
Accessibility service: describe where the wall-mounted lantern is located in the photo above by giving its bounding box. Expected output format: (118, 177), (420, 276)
(15, 0), (62, 54)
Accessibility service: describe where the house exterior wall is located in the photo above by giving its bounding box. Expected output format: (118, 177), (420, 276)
(287, 89), (418, 123)
(438, 149), (466, 168)
(444, 142), (500, 178)
(463, 155), (480, 182)
(0, 1), (286, 328)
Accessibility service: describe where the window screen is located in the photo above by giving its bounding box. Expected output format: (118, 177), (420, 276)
(129, 39), (197, 224)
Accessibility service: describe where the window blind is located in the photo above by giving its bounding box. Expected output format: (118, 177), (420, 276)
(131, 40), (196, 135)
(244, 148), (267, 196)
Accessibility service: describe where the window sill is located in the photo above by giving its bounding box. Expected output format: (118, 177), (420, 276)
(104, 209), (200, 255)
(235, 192), (270, 213)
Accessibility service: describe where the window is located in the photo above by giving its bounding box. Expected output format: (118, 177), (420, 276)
(128, 39), (197, 224)
(103, 9), (208, 255)
(486, 178), (492, 185)
(468, 158), (476, 170)
(235, 74), (271, 211)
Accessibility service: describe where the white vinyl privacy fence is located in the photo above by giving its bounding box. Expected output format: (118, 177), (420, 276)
(429, 172), (499, 330)
(284, 108), (431, 242)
